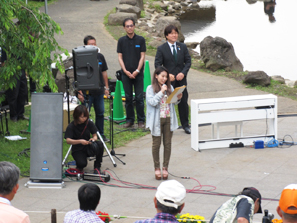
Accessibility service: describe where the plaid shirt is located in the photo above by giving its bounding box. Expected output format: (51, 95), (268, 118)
(134, 213), (179, 223)
(64, 209), (104, 223)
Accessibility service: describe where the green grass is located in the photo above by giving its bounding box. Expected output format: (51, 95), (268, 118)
(0, 98), (150, 175)
(26, 0), (57, 9)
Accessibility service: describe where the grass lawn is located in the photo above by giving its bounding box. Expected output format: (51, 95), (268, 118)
(0, 91), (153, 175)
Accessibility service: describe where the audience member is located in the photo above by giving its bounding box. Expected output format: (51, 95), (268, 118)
(0, 161), (30, 223)
(210, 187), (262, 223)
(64, 183), (103, 223)
(277, 184), (297, 223)
(134, 180), (186, 223)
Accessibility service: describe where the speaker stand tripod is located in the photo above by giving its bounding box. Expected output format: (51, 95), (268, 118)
(104, 95), (126, 165)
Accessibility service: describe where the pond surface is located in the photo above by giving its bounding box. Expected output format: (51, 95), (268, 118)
(181, 0), (297, 80)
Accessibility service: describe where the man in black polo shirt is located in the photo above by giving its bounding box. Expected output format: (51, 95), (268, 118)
(77, 35), (110, 142)
(117, 18), (146, 128)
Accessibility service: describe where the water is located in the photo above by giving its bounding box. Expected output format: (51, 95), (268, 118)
(181, 0), (297, 81)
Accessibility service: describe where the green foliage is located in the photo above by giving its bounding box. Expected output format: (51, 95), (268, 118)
(27, 0), (56, 9)
(246, 79), (297, 100)
(140, 10), (146, 18)
(148, 3), (163, 12)
(0, 0), (68, 93)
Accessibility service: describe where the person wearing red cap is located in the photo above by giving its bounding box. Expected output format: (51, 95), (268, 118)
(210, 187), (262, 223)
(277, 184), (297, 222)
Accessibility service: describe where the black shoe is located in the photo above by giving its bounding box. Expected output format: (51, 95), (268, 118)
(102, 135), (110, 142)
(123, 122), (133, 128)
(18, 115), (29, 120)
(183, 126), (191, 134)
(94, 168), (102, 174)
(10, 117), (18, 122)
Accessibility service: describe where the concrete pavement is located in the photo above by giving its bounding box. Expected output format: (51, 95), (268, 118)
(11, 0), (297, 222)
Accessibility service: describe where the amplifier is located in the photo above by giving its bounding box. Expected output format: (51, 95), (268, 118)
(83, 172), (110, 182)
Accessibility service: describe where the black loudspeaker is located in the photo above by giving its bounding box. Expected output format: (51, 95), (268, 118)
(30, 93), (63, 182)
(72, 45), (100, 90)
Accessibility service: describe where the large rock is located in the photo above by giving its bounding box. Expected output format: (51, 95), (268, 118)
(116, 4), (141, 18)
(185, 42), (199, 49)
(154, 16), (185, 42)
(200, 36), (243, 72)
(271, 75), (285, 84)
(108, 12), (137, 25)
(148, 39), (165, 49)
(243, 71), (271, 86)
(119, 0), (137, 6)
(151, 1), (168, 11)
(119, 0), (143, 10)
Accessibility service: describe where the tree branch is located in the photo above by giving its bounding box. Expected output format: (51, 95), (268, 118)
(20, 5), (46, 34)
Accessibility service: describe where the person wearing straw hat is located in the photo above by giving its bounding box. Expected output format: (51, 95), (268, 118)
(134, 180), (186, 223)
(277, 184), (297, 223)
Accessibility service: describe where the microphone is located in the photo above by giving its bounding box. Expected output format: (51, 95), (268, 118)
(163, 84), (167, 97)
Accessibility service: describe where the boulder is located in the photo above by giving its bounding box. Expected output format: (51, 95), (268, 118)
(120, 0), (143, 10)
(246, 0), (257, 4)
(200, 36), (243, 72)
(148, 39), (165, 49)
(285, 79), (297, 88)
(146, 8), (155, 14)
(185, 42), (199, 49)
(243, 71), (271, 86)
(155, 16), (185, 42)
(119, 0), (137, 6)
(108, 12), (137, 25)
(116, 4), (141, 18)
(136, 0), (144, 10)
(189, 49), (200, 59)
(151, 1), (168, 11)
(173, 4), (182, 10)
(271, 75), (285, 84)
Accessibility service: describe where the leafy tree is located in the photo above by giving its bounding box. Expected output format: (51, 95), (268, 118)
(0, 0), (68, 95)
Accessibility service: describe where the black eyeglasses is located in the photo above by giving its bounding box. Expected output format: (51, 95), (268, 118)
(125, 24), (134, 28)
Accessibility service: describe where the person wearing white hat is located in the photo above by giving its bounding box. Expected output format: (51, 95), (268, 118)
(134, 180), (186, 223)
(277, 184), (297, 223)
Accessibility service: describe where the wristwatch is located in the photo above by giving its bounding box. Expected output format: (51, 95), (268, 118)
(136, 69), (140, 73)
(104, 86), (109, 90)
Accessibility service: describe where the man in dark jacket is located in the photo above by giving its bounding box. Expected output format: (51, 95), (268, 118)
(155, 24), (191, 134)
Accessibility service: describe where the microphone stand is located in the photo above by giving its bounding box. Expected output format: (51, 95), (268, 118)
(104, 94), (126, 165)
(65, 66), (73, 125)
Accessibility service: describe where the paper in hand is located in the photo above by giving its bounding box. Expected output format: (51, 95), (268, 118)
(166, 85), (186, 103)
